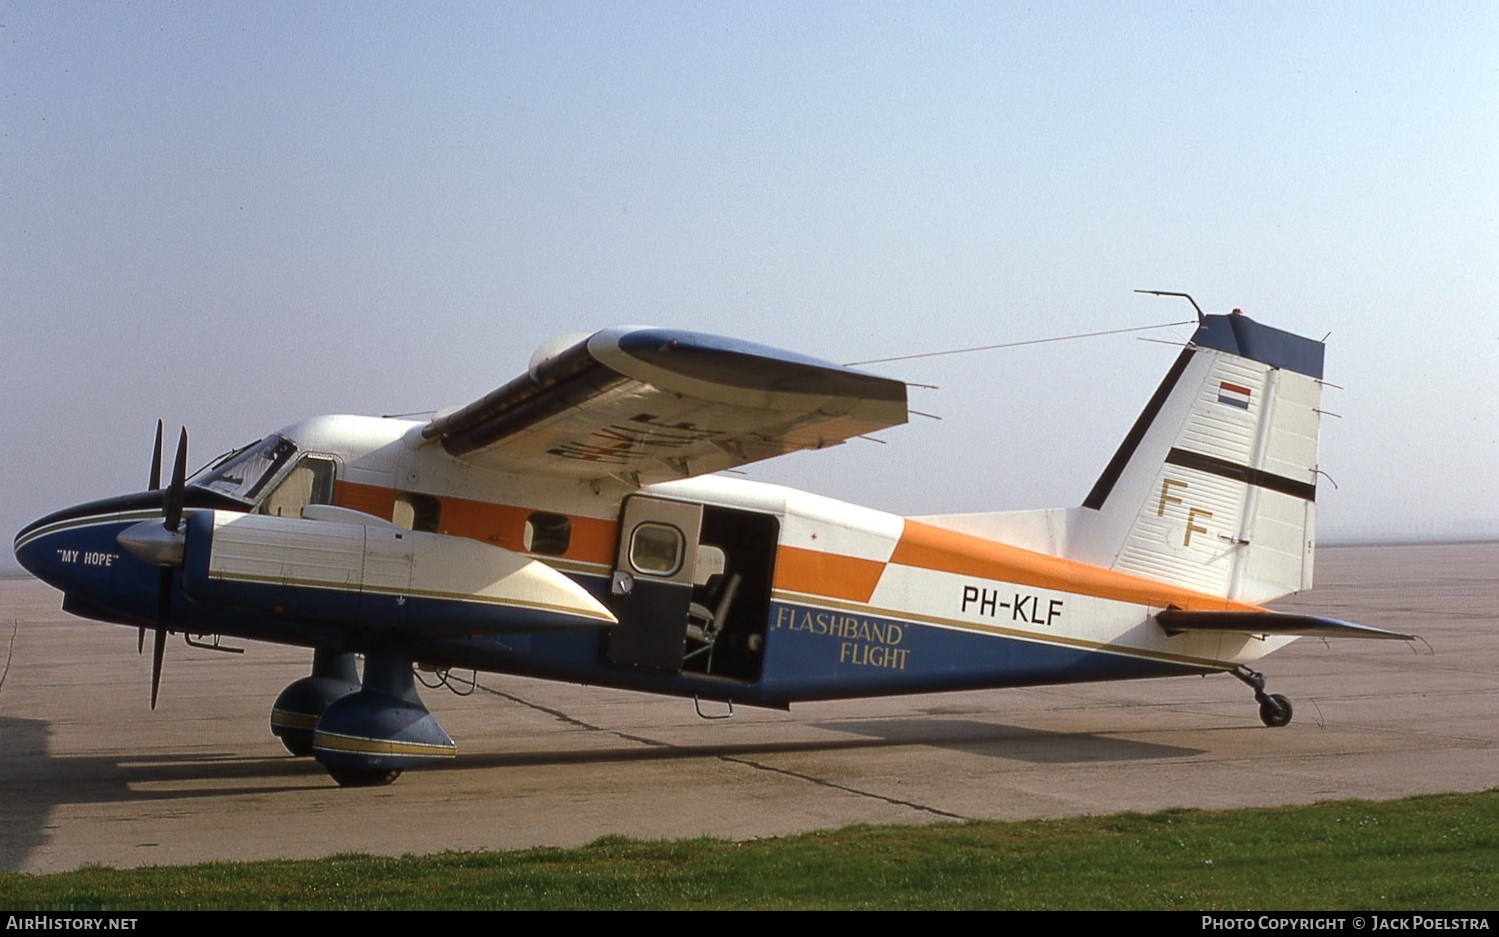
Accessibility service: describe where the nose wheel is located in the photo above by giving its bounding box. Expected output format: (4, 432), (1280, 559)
(1233, 666), (1294, 728)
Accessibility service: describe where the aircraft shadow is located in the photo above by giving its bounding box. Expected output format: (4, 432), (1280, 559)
(0, 714), (1205, 871)
(811, 718), (1205, 763)
(0, 715), (51, 873)
(438, 716), (1206, 772)
(0, 715), (332, 871)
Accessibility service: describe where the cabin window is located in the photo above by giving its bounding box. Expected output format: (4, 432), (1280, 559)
(393, 493), (442, 532)
(629, 523), (683, 576)
(524, 512), (572, 555)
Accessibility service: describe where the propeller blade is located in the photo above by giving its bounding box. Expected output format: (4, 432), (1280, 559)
(150, 624), (167, 710)
(142, 429), (185, 707)
(151, 565), (172, 709)
(164, 427), (187, 532)
(139, 418), (165, 659)
(148, 420), (163, 491)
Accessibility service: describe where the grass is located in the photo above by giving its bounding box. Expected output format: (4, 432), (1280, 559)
(2, 790), (1495, 910)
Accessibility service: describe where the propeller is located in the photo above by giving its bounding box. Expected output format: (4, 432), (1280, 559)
(150, 427), (188, 709)
(117, 424), (189, 709)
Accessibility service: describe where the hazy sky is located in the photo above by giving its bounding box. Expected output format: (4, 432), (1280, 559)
(4, 2), (1496, 565)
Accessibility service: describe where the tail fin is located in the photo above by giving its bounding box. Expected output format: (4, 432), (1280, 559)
(1070, 312), (1325, 603)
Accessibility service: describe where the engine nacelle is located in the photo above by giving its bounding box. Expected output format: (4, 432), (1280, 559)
(181, 510), (616, 637)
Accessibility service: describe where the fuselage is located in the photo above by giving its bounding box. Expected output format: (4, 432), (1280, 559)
(15, 411), (1286, 710)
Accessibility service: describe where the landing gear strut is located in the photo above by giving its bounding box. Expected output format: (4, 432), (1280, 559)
(311, 650), (456, 787)
(1233, 665), (1293, 728)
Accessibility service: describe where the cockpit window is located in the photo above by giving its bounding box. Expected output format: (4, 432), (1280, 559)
(260, 456), (337, 518)
(189, 435), (299, 504)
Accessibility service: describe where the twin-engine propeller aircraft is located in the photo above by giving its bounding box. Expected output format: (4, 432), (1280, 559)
(15, 299), (1413, 786)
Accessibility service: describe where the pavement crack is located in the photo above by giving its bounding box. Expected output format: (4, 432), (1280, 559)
(478, 681), (966, 820)
(716, 754), (968, 820)
(477, 683), (670, 748)
(0, 619), (16, 707)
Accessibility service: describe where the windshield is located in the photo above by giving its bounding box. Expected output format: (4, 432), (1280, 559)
(188, 435), (299, 505)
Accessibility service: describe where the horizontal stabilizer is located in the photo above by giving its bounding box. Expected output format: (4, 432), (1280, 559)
(1156, 609), (1414, 641)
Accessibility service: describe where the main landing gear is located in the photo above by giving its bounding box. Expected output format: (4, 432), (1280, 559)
(270, 649), (362, 757)
(271, 649), (456, 787)
(1233, 665), (1293, 728)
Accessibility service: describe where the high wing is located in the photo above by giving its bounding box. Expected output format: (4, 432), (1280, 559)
(421, 327), (909, 483)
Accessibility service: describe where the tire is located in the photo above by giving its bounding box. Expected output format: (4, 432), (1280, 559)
(327, 767), (403, 787)
(1259, 693), (1293, 728)
(276, 730), (315, 758)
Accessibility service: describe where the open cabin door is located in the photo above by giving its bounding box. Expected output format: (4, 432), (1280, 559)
(605, 495), (778, 682)
(605, 496), (703, 673)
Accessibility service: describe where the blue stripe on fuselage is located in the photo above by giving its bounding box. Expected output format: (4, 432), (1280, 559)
(755, 601), (1211, 701)
(414, 592), (1214, 706)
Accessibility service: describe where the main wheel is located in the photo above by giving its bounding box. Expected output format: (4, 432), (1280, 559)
(1259, 693), (1293, 728)
(327, 766), (403, 788)
(279, 732), (315, 757)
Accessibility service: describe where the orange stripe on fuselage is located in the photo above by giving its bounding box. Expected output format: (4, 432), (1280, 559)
(889, 519), (1262, 612)
(335, 480), (399, 521)
(334, 481), (618, 566)
(772, 546), (886, 604)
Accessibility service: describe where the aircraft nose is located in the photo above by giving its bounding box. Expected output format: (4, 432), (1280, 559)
(13, 527), (42, 579)
(15, 514), (70, 586)
(14, 510), (123, 594)
(12, 490), (175, 610)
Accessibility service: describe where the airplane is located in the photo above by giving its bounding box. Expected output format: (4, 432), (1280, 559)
(13, 296), (1414, 786)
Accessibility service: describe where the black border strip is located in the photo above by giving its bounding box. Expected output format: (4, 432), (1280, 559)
(1165, 447), (1316, 501)
(1082, 348), (1196, 510)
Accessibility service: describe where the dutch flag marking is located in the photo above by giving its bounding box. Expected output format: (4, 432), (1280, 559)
(1217, 381), (1252, 409)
